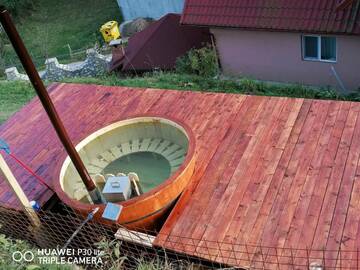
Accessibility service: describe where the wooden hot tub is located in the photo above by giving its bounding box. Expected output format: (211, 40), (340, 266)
(55, 116), (196, 231)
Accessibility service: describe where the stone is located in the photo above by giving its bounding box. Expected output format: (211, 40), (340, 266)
(5, 67), (29, 81)
(4, 50), (111, 82)
(120, 17), (154, 38)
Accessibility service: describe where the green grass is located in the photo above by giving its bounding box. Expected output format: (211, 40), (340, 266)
(1, 72), (359, 125)
(0, 80), (36, 124)
(3, 0), (122, 69)
(65, 72), (355, 100)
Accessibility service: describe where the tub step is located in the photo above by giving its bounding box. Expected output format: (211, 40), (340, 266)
(121, 142), (131, 155)
(147, 138), (162, 151)
(166, 149), (186, 161)
(162, 144), (181, 157)
(100, 150), (116, 163)
(86, 164), (102, 174)
(90, 159), (108, 168)
(131, 139), (140, 152)
(109, 146), (122, 157)
(154, 140), (172, 154)
(170, 156), (185, 168)
(139, 138), (151, 151)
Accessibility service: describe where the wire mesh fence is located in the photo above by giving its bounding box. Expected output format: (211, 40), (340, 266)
(2, 46), (112, 73)
(0, 202), (359, 270)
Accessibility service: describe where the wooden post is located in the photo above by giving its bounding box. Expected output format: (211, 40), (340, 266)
(0, 153), (41, 227)
(66, 44), (73, 59)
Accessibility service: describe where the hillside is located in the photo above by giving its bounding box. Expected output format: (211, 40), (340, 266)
(2, 0), (122, 71)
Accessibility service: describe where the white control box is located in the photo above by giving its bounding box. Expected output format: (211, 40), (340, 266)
(102, 176), (132, 202)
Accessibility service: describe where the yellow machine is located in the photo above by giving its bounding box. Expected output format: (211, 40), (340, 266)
(100, 21), (121, 43)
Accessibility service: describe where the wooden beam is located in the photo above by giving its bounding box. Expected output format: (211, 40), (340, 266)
(0, 154), (41, 227)
(115, 227), (155, 247)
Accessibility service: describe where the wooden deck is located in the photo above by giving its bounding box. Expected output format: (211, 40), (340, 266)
(0, 83), (359, 269)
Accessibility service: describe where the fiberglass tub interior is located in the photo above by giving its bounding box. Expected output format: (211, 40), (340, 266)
(60, 117), (189, 204)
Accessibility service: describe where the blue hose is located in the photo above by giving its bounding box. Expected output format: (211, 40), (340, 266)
(0, 139), (10, 154)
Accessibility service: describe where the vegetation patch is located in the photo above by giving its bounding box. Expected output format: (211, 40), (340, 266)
(95, 237), (199, 270)
(176, 45), (219, 77)
(65, 72), (355, 101)
(0, 80), (35, 124)
(1, 72), (359, 125)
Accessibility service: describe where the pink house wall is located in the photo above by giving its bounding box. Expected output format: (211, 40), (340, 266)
(211, 28), (360, 91)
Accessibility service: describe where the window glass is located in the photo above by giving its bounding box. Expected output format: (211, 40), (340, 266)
(321, 37), (336, 61)
(304, 36), (319, 59)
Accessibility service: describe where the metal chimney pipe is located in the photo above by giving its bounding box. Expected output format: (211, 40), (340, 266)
(0, 6), (105, 204)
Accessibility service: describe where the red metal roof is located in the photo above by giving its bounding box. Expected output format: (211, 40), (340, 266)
(110, 14), (211, 72)
(181, 0), (360, 35)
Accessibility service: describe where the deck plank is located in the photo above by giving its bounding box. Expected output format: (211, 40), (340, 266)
(286, 101), (342, 267)
(310, 101), (356, 262)
(195, 97), (288, 258)
(168, 96), (264, 252)
(325, 103), (360, 268)
(292, 101), (350, 266)
(156, 94), (247, 247)
(276, 101), (332, 229)
(234, 98), (305, 267)
(224, 98), (304, 266)
(341, 161), (360, 269)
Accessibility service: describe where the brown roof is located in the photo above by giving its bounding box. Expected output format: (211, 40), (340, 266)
(110, 13), (211, 72)
(181, 0), (360, 35)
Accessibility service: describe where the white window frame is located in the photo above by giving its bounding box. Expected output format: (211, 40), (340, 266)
(302, 35), (337, 63)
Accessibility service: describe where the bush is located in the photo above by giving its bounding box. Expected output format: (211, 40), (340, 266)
(176, 44), (219, 77)
(347, 88), (360, 101)
(95, 237), (127, 270)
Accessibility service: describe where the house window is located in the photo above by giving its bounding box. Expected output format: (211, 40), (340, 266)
(303, 35), (337, 62)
